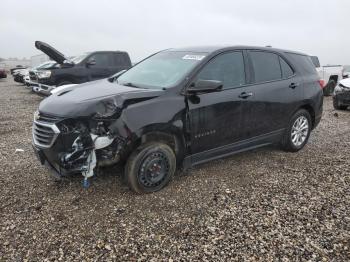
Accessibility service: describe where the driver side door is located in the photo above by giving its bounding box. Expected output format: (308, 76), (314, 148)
(86, 53), (113, 81)
(187, 51), (247, 155)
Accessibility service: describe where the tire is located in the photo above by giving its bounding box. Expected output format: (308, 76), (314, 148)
(333, 97), (348, 110)
(281, 109), (312, 152)
(323, 80), (336, 96)
(57, 81), (72, 87)
(125, 142), (176, 193)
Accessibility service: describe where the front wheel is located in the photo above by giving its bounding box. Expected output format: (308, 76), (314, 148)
(281, 109), (312, 152)
(125, 142), (176, 193)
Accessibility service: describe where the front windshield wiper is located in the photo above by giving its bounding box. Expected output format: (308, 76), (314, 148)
(121, 82), (145, 89)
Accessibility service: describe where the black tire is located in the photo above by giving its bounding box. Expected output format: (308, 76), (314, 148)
(57, 81), (72, 87)
(333, 97), (348, 110)
(281, 109), (312, 152)
(323, 80), (336, 96)
(125, 142), (176, 193)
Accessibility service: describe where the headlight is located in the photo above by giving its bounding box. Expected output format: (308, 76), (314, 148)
(37, 70), (51, 79)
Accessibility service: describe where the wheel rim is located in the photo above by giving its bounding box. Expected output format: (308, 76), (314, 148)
(291, 116), (309, 147)
(138, 151), (170, 188)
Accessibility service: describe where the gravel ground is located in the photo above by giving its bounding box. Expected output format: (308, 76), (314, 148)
(0, 77), (350, 261)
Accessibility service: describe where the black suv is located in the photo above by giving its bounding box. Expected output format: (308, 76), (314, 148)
(32, 46), (323, 193)
(33, 41), (132, 86)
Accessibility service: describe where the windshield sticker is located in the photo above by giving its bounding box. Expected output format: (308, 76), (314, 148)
(182, 55), (206, 61)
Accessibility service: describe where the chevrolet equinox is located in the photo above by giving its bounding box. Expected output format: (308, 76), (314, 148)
(32, 46), (323, 193)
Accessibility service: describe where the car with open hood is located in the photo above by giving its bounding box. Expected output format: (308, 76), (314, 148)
(33, 41), (132, 87)
(32, 46), (323, 193)
(333, 78), (350, 110)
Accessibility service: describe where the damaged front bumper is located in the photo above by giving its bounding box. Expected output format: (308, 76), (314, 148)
(32, 114), (127, 181)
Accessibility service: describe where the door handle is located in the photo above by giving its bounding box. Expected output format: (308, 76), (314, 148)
(238, 92), (253, 99)
(289, 82), (299, 89)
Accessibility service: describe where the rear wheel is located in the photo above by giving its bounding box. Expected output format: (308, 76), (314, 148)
(125, 142), (176, 193)
(281, 109), (311, 152)
(333, 97), (348, 110)
(323, 80), (336, 96)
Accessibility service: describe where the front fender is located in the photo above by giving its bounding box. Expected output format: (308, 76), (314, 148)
(108, 95), (188, 154)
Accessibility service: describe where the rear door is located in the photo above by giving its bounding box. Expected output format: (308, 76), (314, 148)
(188, 51), (247, 154)
(111, 53), (131, 74)
(239, 50), (302, 140)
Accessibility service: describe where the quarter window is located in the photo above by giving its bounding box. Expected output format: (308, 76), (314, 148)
(196, 52), (246, 89)
(250, 51), (281, 83)
(279, 57), (294, 78)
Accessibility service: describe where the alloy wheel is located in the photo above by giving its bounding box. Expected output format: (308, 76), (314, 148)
(291, 116), (309, 147)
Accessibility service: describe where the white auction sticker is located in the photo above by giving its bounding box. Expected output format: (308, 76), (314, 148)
(182, 55), (206, 61)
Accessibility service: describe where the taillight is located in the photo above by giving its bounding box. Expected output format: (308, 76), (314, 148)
(318, 79), (325, 89)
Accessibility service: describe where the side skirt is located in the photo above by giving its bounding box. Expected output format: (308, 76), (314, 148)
(183, 129), (284, 169)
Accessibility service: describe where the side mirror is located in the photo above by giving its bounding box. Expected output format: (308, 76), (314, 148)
(187, 79), (223, 94)
(86, 59), (96, 67)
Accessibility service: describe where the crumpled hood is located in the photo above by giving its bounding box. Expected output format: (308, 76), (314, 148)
(39, 79), (164, 117)
(339, 78), (350, 88)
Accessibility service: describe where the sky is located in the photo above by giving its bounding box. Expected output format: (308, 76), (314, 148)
(1, 0), (349, 65)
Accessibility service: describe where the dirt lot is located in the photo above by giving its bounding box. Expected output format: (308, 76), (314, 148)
(0, 77), (349, 261)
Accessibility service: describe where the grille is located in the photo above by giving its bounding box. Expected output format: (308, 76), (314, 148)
(29, 71), (37, 81)
(37, 113), (62, 123)
(32, 115), (61, 148)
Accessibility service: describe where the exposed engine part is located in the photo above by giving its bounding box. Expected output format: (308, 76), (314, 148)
(82, 150), (96, 179)
(91, 134), (114, 149)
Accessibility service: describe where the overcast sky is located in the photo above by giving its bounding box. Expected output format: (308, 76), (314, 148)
(1, 0), (349, 65)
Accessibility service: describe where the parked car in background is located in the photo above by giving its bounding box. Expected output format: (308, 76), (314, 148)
(10, 65), (27, 75)
(25, 61), (57, 87)
(310, 56), (345, 96)
(33, 41), (132, 87)
(333, 78), (350, 110)
(0, 63), (7, 78)
(32, 46), (323, 193)
(13, 69), (27, 83)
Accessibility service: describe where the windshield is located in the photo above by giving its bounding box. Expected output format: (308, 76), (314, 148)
(36, 61), (56, 69)
(117, 51), (207, 89)
(71, 53), (90, 64)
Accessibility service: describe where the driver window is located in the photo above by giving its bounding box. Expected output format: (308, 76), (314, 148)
(196, 52), (246, 89)
(88, 53), (111, 67)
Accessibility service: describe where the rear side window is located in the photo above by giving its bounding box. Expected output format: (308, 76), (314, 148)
(279, 57), (294, 78)
(112, 53), (129, 67)
(250, 51), (281, 83)
(286, 53), (318, 76)
(310, 56), (320, 68)
(196, 51), (246, 89)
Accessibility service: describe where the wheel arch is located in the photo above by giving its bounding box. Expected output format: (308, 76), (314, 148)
(299, 104), (315, 129)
